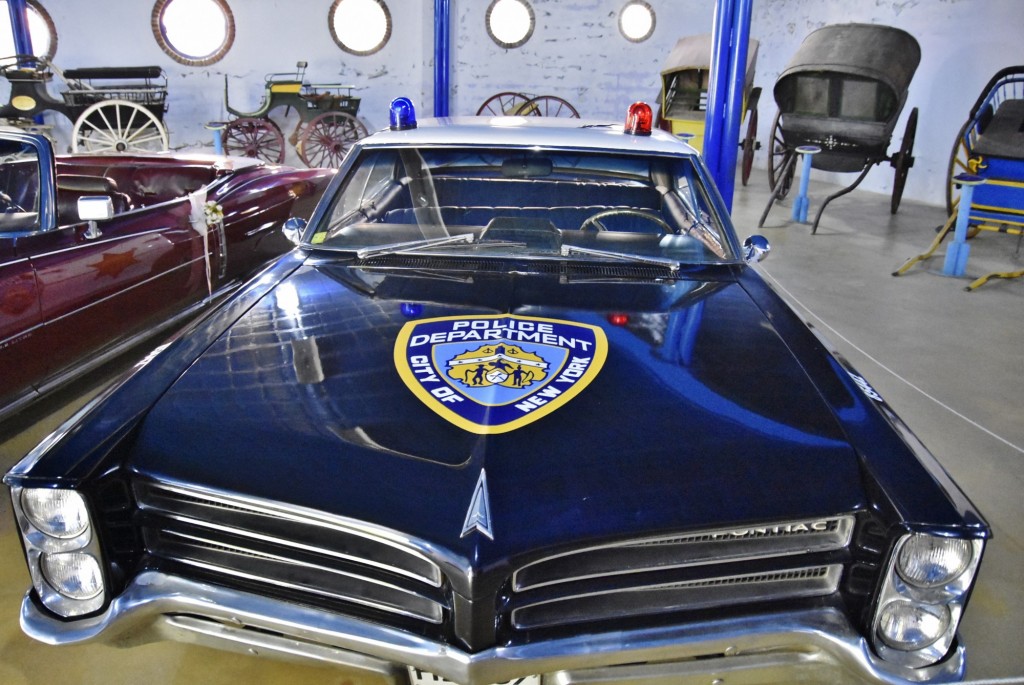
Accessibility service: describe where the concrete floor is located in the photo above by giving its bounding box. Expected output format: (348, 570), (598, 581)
(1, 173), (1022, 684)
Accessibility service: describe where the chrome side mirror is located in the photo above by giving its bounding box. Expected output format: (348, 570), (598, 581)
(743, 235), (771, 263)
(78, 196), (113, 239)
(283, 217), (307, 245)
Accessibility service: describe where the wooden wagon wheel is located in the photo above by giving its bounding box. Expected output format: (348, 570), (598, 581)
(221, 118), (285, 164)
(71, 99), (169, 153)
(766, 110), (795, 199)
(890, 107), (917, 214)
(946, 119), (973, 217)
(476, 91), (530, 116)
(740, 106), (759, 187)
(297, 111), (368, 168)
(518, 95), (580, 118)
(944, 119), (983, 239)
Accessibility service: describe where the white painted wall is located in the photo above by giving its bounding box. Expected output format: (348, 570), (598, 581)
(15, 0), (1024, 207)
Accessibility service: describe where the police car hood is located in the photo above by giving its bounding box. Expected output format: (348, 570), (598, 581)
(131, 261), (866, 562)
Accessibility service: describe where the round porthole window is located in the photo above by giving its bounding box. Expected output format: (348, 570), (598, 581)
(151, 0), (234, 66)
(0, 0), (57, 61)
(486, 0), (534, 49)
(619, 0), (655, 43)
(329, 0), (392, 56)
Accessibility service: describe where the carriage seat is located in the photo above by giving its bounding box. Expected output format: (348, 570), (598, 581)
(973, 99), (1024, 159)
(55, 175), (131, 225)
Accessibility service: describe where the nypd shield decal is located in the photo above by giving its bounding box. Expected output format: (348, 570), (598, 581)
(395, 314), (607, 434)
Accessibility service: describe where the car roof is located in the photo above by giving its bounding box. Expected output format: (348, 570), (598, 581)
(361, 116), (700, 156)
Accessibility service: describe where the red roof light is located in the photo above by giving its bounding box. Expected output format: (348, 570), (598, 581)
(624, 102), (652, 136)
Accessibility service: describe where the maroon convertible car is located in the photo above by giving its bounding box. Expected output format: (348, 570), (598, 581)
(0, 126), (335, 420)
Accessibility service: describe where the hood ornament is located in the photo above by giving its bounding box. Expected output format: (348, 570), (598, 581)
(461, 469), (494, 540)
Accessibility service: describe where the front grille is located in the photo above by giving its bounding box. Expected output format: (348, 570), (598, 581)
(134, 481), (448, 625)
(512, 565), (843, 630)
(509, 516), (854, 631)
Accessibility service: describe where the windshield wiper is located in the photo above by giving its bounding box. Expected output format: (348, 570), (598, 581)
(560, 244), (679, 272)
(355, 234), (475, 260)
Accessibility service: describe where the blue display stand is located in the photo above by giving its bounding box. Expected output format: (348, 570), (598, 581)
(942, 174), (985, 277)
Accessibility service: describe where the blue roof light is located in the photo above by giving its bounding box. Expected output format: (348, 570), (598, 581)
(390, 97), (417, 130)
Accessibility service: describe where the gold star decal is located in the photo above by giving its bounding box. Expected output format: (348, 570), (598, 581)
(89, 249), (140, 278)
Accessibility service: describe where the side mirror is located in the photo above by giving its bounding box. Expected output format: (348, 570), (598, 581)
(282, 217), (307, 245)
(743, 235), (771, 263)
(78, 196), (113, 239)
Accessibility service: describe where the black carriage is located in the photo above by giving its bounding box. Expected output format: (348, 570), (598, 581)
(222, 61), (367, 168)
(760, 24), (920, 233)
(0, 55), (169, 153)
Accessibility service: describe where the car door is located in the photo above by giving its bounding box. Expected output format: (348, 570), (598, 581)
(25, 194), (209, 391)
(0, 135), (45, 410)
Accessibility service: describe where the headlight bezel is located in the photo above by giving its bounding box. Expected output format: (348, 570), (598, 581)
(872, 530), (984, 669)
(9, 485), (108, 617)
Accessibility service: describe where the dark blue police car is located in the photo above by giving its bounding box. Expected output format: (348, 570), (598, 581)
(5, 100), (987, 685)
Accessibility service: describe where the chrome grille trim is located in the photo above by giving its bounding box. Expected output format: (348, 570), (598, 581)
(154, 529), (444, 624)
(136, 481), (443, 588)
(512, 564), (843, 630)
(513, 515), (854, 591)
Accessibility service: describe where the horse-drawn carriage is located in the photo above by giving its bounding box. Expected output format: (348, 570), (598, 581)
(655, 33), (761, 186)
(895, 65), (1024, 289)
(759, 24), (920, 233)
(0, 55), (169, 153)
(222, 61), (367, 168)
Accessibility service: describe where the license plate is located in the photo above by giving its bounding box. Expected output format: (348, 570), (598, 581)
(407, 667), (541, 685)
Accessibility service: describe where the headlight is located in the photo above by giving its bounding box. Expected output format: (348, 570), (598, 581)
(21, 489), (90, 539)
(9, 486), (107, 617)
(877, 601), (950, 650)
(41, 552), (105, 600)
(872, 532), (984, 669)
(896, 534), (972, 588)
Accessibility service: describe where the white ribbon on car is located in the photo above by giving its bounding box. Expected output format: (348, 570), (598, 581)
(187, 190), (225, 298)
(188, 190), (212, 296)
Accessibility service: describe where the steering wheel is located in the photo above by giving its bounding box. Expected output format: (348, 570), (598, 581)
(0, 190), (26, 213)
(579, 208), (673, 234)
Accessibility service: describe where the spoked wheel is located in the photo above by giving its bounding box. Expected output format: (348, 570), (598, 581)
(476, 91), (530, 116)
(766, 110), (795, 199)
(740, 106), (759, 186)
(297, 112), (368, 168)
(946, 119), (972, 216)
(222, 118), (285, 163)
(890, 107), (918, 214)
(72, 100), (169, 153)
(944, 118), (981, 238)
(518, 95), (580, 118)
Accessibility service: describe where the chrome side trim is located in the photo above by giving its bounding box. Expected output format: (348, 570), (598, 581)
(19, 571), (964, 685)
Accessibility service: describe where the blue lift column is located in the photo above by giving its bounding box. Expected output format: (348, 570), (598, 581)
(703, 0), (753, 211)
(434, 0), (451, 117)
(7, 0), (34, 57)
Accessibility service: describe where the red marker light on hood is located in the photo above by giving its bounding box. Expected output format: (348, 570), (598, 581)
(624, 102), (652, 136)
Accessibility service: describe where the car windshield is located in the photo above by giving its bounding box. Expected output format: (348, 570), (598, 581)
(306, 146), (737, 265)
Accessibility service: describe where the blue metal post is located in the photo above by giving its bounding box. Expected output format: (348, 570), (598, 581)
(942, 174), (984, 277)
(703, 0), (753, 211)
(434, 0), (451, 117)
(791, 145), (819, 223)
(7, 0), (33, 57)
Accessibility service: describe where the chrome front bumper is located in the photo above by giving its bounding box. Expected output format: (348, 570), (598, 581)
(21, 571), (965, 685)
